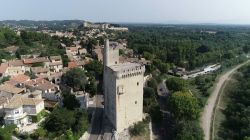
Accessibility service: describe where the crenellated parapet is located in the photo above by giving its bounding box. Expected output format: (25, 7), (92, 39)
(108, 62), (145, 79)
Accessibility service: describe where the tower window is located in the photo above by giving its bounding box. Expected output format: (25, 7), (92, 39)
(137, 82), (139, 86)
(135, 101), (137, 104)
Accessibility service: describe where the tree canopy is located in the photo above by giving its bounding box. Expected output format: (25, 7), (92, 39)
(167, 91), (200, 120)
(62, 93), (80, 110)
(176, 121), (203, 140)
(84, 60), (103, 78)
(219, 65), (250, 140)
(165, 77), (187, 92)
(63, 68), (87, 91)
(0, 125), (17, 140)
(43, 108), (89, 139)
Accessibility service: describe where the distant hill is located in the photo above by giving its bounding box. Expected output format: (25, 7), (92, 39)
(0, 20), (85, 30)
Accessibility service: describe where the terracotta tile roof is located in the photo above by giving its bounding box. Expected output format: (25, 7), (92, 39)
(8, 60), (24, 67)
(0, 96), (9, 106)
(5, 95), (43, 109)
(36, 74), (49, 79)
(0, 63), (8, 74)
(66, 47), (78, 52)
(44, 100), (58, 108)
(10, 74), (30, 83)
(24, 78), (57, 91)
(24, 78), (49, 87)
(79, 48), (87, 54)
(36, 83), (57, 91)
(4, 97), (22, 108)
(4, 80), (19, 86)
(48, 72), (63, 79)
(68, 61), (77, 68)
(23, 57), (49, 64)
(22, 98), (44, 106)
(0, 84), (25, 94)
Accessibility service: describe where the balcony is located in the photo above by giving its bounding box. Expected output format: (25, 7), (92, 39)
(4, 112), (27, 120)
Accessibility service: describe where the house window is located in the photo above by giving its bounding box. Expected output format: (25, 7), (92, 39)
(117, 85), (124, 95)
(14, 110), (19, 114)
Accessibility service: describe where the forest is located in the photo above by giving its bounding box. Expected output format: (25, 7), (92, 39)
(218, 64), (250, 140)
(117, 25), (250, 72)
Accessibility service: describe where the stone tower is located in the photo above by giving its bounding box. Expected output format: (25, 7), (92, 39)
(103, 39), (145, 132)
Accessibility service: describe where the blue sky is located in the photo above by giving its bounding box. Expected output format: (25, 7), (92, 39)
(1, 0), (250, 24)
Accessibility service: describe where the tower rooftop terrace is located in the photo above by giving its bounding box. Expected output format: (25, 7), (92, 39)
(109, 62), (144, 73)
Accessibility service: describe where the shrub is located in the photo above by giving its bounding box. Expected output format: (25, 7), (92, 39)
(129, 120), (148, 136)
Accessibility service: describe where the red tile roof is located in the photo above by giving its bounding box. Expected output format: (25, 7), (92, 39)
(10, 74), (30, 83)
(0, 63), (8, 74)
(23, 57), (49, 64)
(8, 60), (24, 67)
(68, 61), (77, 68)
(66, 47), (78, 52)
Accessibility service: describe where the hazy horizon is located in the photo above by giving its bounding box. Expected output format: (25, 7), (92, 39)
(1, 0), (250, 25)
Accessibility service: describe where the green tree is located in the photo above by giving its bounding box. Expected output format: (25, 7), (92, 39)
(85, 60), (103, 78)
(176, 121), (203, 140)
(43, 108), (89, 139)
(86, 78), (97, 97)
(244, 137), (250, 140)
(62, 93), (80, 110)
(61, 129), (74, 140)
(44, 108), (76, 135)
(63, 68), (87, 91)
(167, 91), (200, 120)
(129, 121), (147, 136)
(30, 128), (46, 139)
(0, 124), (16, 140)
(143, 51), (153, 60)
(24, 71), (36, 79)
(72, 110), (89, 137)
(147, 78), (158, 92)
(143, 87), (162, 124)
(165, 77), (187, 92)
(0, 76), (10, 84)
(119, 49), (125, 55)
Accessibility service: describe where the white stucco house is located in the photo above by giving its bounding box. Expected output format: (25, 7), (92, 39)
(4, 95), (44, 127)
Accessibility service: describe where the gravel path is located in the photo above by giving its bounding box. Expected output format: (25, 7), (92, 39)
(200, 60), (250, 140)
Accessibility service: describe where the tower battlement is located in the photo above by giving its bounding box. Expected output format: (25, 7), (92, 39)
(108, 62), (145, 79)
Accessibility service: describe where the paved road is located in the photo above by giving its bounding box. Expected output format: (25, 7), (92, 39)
(88, 95), (104, 140)
(200, 60), (250, 140)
